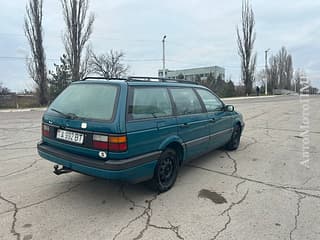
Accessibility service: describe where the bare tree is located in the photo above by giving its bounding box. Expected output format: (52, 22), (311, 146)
(293, 69), (305, 93)
(268, 47), (293, 90)
(278, 47), (293, 89)
(255, 69), (266, 88)
(237, 0), (257, 95)
(24, 0), (48, 105)
(89, 50), (129, 78)
(268, 56), (279, 92)
(61, 0), (95, 81)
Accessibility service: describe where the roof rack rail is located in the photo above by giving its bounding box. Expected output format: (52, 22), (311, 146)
(127, 76), (199, 85)
(80, 76), (199, 85)
(81, 76), (128, 81)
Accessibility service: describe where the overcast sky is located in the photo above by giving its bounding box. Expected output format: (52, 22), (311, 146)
(0, 0), (319, 92)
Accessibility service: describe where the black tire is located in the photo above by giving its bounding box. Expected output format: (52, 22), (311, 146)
(225, 124), (242, 150)
(150, 148), (179, 193)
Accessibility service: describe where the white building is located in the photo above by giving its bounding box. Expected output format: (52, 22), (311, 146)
(158, 66), (225, 81)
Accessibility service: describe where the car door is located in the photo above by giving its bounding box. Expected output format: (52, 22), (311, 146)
(169, 87), (210, 160)
(196, 88), (234, 149)
(126, 86), (177, 158)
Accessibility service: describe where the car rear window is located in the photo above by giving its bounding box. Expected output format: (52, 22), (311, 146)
(49, 83), (118, 121)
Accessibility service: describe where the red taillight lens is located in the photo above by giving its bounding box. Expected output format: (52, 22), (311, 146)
(42, 124), (50, 137)
(108, 143), (127, 152)
(93, 141), (108, 150)
(92, 134), (127, 152)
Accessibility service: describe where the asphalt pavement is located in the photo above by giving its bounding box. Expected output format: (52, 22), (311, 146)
(0, 95), (319, 240)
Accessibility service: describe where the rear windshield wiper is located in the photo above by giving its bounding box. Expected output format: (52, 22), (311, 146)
(50, 108), (80, 120)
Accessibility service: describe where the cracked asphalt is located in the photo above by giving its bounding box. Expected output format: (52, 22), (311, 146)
(0, 95), (319, 240)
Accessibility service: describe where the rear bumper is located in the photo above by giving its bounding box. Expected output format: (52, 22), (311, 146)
(37, 141), (159, 183)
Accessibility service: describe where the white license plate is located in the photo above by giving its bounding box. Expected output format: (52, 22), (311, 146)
(56, 129), (84, 144)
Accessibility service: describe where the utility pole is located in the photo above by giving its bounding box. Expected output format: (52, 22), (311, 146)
(162, 35), (166, 78)
(265, 48), (270, 95)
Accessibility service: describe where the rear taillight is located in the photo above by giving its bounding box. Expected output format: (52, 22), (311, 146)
(109, 136), (127, 152)
(92, 135), (108, 150)
(92, 134), (127, 152)
(42, 124), (50, 137)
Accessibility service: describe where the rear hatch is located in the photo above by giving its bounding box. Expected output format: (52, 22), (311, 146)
(41, 81), (127, 160)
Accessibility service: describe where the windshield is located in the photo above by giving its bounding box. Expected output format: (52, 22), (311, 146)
(49, 83), (118, 121)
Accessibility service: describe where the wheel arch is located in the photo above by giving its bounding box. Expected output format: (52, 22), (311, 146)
(233, 117), (244, 132)
(159, 136), (185, 166)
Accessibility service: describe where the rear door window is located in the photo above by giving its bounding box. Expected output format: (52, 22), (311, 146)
(128, 87), (173, 120)
(170, 88), (203, 115)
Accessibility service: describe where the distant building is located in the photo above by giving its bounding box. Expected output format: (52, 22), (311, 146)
(158, 66), (225, 81)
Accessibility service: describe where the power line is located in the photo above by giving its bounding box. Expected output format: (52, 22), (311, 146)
(0, 55), (266, 71)
(0, 32), (163, 43)
(0, 55), (163, 63)
(123, 58), (162, 62)
(0, 56), (60, 61)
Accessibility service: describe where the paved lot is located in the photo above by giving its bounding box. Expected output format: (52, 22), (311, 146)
(0, 95), (319, 240)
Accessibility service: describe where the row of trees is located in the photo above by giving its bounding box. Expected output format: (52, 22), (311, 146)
(24, 0), (128, 104)
(176, 73), (237, 98)
(24, 0), (317, 102)
(255, 46), (294, 92)
(255, 47), (319, 95)
(237, 0), (318, 95)
(197, 74), (236, 98)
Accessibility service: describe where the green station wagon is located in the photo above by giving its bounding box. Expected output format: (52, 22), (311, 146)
(37, 77), (245, 192)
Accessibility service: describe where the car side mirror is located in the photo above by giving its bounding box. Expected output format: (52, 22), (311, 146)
(225, 105), (234, 112)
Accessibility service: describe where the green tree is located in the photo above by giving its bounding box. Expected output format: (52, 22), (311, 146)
(212, 74), (225, 96)
(195, 74), (201, 83)
(224, 80), (236, 97)
(203, 74), (236, 98)
(48, 54), (72, 101)
(176, 73), (184, 79)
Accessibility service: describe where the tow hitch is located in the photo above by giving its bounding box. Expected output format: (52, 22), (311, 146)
(53, 164), (72, 175)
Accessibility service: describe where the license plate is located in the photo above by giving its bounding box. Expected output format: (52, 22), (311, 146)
(56, 129), (84, 144)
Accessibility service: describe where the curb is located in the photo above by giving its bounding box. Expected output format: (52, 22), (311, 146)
(222, 95), (277, 101)
(0, 107), (47, 113)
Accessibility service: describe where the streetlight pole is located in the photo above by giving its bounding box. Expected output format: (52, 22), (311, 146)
(265, 48), (270, 95)
(162, 35), (166, 78)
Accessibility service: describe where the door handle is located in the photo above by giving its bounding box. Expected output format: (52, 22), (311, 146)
(209, 118), (216, 123)
(180, 123), (189, 128)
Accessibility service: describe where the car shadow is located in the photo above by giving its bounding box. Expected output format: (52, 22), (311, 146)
(43, 148), (231, 211)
